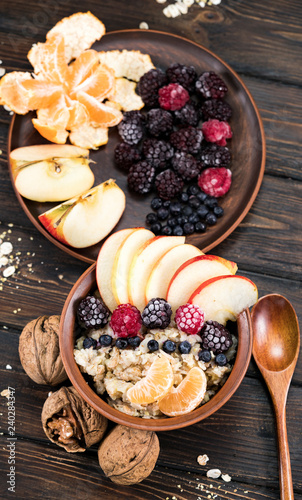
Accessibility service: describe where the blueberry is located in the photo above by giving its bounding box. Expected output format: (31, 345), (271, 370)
(177, 216), (189, 226)
(146, 212), (158, 225)
(188, 196), (201, 209)
(178, 340), (192, 354)
(128, 336), (142, 348)
(169, 202), (182, 216)
(173, 225), (184, 236)
(183, 222), (195, 235)
(187, 185), (200, 196)
(163, 200), (171, 209)
(161, 225), (173, 235)
(167, 216), (178, 227)
(195, 221), (207, 233)
(197, 205), (209, 219)
(197, 191), (208, 202)
(163, 340), (176, 353)
(182, 205), (193, 216)
(115, 338), (128, 349)
(205, 196), (218, 208)
(213, 206), (224, 218)
(157, 207), (169, 220)
(178, 192), (189, 203)
(205, 213), (217, 225)
(83, 337), (97, 349)
(188, 213), (200, 224)
(150, 222), (162, 234)
(216, 353), (227, 366)
(198, 349), (211, 362)
(147, 339), (159, 352)
(99, 334), (112, 347)
(151, 197), (163, 210)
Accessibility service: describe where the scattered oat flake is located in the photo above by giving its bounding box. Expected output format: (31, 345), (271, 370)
(197, 454), (209, 466)
(1, 242), (13, 255)
(139, 22), (149, 29)
(221, 473), (232, 482)
(58, 274), (64, 280)
(1, 389), (10, 398)
(207, 469), (221, 479)
(3, 266), (16, 278)
(0, 256), (8, 267)
(244, 491), (249, 494)
(6, 364), (12, 370)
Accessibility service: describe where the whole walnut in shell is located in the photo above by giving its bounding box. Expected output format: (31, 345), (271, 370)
(42, 386), (108, 453)
(19, 315), (67, 386)
(98, 425), (160, 485)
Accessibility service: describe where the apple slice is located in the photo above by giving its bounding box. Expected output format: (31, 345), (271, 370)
(128, 236), (186, 312)
(145, 244), (203, 304)
(96, 228), (137, 312)
(167, 255), (237, 312)
(10, 144), (94, 202)
(38, 179), (125, 248)
(189, 275), (258, 325)
(112, 228), (155, 305)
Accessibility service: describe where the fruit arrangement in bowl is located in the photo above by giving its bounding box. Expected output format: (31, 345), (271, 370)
(60, 228), (257, 430)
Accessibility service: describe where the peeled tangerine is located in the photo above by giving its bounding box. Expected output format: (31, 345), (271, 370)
(10, 144), (94, 202)
(127, 356), (174, 405)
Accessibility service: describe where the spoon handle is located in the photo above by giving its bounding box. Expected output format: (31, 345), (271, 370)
(273, 400), (294, 500)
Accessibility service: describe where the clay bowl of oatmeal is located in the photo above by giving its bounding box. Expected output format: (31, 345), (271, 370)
(60, 263), (253, 431)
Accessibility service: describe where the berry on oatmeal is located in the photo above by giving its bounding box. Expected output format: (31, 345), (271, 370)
(178, 340), (192, 354)
(128, 336), (142, 348)
(200, 320), (233, 354)
(198, 349), (211, 362)
(163, 339), (176, 353)
(115, 338), (128, 349)
(147, 339), (159, 352)
(201, 119), (232, 147)
(110, 303), (142, 338)
(216, 353), (228, 366)
(142, 298), (172, 329)
(99, 334), (113, 347)
(195, 71), (228, 99)
(77, 295), (110, 329)
(198, 167), (232, 197)
(175, 303), (205, 335)
(158, 83), (190, 111)
(83, 337), (97, 349)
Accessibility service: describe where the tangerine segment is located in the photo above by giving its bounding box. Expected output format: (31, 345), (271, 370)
(37, 95), (70, 129)
(32, 119), (68, 144)
(68, 49), (100, 90)
(77, 91), (122, 127)
(70, 64), (115, 102)
(22, 79), (62, 109)
(127, 356), (174, 405)
(158, 367), (207, 417)
(30, 33), (69, 85)
(0, 72), (33, 114)
(66, 99), (89, 130)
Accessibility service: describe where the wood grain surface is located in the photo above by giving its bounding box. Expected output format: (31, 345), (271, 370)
(0, 1), (301, 499)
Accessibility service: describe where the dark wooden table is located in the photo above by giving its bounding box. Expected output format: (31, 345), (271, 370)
(0, 1), (301, 499)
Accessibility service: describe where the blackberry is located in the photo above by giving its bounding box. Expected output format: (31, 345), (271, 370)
(151, 197), (163, 210)
(188, 195), (201, 209)
(166, 63), (197, 91)
(146, 212), (158, 225)
(146, 108), (173, 137)
(150, 222), (162, 235)
(155, 169), (184, 200)
(115, 338), (128, 349)
(183, 222), (195, 235)
(117, 110), (145, 145)
(213, 205), (224, 218)
(173, 225), (184, 236)
(195, 71), (228, 99)
(195, 221), (207, 232)
(77, 295), (110, 329)
(174, 103), (199, 128)
(198, 349), (211, 362)
(179, 191), (189, 203)
(128, 336), (142, 348)
(202, 99), (232, 121)
(197, 205), (209, 219)
(137, 68), (167, 107)
(161, 225), (173, 235)
(99, 335), (112, 347)
(172, 152), (201, 181)
(169, 201), (182, 216)
(142, 298), (172, 329)
(167, 216), (178, 227)
(200, 320), (233, 354)
(163, 340), (176, 353)
(147, 339), (159, 352)
(199, 144), (231, 168)
(83, 337), (97, 349)
(178, 340), (192, 354)
(216, 353), (227, 366)
(170, 127), (203, 155)
(157, 207), (169, 220)
(143, 138), (174, 169)
(128, 161), (155, 194)
(187, 185), (200, 196)
(114, 142), (141, 170)
(205, 213), (217, 225)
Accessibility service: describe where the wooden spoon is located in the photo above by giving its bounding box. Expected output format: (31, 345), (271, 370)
(251, 294), (300, 500)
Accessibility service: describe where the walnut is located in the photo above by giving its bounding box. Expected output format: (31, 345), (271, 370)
(42, 386), (108, 453)
(98, 425), (160, 485)
(19, 315), (67, 386)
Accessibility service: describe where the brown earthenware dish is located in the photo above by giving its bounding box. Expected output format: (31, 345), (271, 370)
(60, 263), (253, 431)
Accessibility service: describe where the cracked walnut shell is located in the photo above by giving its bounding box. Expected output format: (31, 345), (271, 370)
(98, 425), (160, 485)
(19, 315), (67, 386)
(42, 386), (108, 453)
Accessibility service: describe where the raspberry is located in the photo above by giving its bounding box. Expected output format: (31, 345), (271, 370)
(158, 83), (190, 111)
(128, 160), (155, 194)
(174, 103), (199, 127)
(175, 303), (205, 335)
(201, 99), (232, 121)
(142, 298), (172, 329)
(202, 119), (232, 146)
(137, 68), (168, 107)
(77, 296), (110, 329)
(143, 138), (174, 169)
(198, 167), (232, 197)
(109, 304), (142, 338)
(118, 111), (145, 145)
(200, 320), (233, 354)
(172, 152), (202, 181)
(155, 169), (184, 200)
(166, 63), (197, 91)
(199, 144), (231, 168)
(195, 71), (228, 99)
(170, 127), (203, 155)
(146, 108), (173, 137)
(114, 142), (141, 170)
